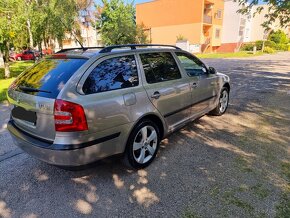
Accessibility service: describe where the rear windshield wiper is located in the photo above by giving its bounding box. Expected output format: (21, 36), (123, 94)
(18, 86), (52, 93)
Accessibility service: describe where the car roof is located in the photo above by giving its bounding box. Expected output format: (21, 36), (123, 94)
(55, 44), (183, 59)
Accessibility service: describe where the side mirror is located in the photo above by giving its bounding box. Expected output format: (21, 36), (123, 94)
(208, 67), (217, 74)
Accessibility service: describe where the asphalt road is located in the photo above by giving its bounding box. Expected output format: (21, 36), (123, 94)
(0, 52), (290, 218)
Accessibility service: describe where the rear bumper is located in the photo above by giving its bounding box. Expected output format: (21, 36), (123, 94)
(7, 120), (122, 166)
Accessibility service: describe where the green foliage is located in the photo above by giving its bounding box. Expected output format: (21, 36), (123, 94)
(263, 46), (275, 53)
(236, 0), (290, 28)
(136, 23), (149, 44)
(240, 43), (255, 51)
(268, 30), (289, 44)
(255, 40), (276, 50)
(96, 0), (148, 45)
(0, 0), (80, 51)
(96, 0), (136, 45)
(275, 43), (289, 51)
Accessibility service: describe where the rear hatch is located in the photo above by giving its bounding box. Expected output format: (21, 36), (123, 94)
(7, 57), (87, 142)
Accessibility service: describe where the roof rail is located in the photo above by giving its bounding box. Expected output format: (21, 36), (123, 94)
(56, 47), (104, 53)
(99, 44), (181, 53)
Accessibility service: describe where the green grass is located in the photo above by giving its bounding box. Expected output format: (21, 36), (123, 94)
(196, 51), (264, 59)
(0, 61), (34, 102)
(275, 161), (290, 217)
(250, 184), (270, 200)
(223, 190), (255, 214)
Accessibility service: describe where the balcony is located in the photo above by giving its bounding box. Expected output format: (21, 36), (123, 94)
(203, 15), (212, 24)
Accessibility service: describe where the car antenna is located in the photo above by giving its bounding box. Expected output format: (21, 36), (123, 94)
(58, 18), (85, 51)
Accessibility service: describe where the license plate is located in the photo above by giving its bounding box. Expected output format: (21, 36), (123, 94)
(12, 106), (37, 124)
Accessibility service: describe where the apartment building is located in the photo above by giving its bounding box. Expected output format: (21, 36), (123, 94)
(219, 1), (289, 52)
(62, 23), (102, 49)
(218, 0), (252, 52)
(61, 9), (102, 50)
(136, 0), (225, 53)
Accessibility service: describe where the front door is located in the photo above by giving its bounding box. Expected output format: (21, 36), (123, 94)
(174, 52), (218, 115)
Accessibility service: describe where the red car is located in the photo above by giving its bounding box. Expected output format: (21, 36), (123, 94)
(10, 50), (40, 61)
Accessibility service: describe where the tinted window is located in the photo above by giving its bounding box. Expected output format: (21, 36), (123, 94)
(13, 58), (87, 98)
(140, 52), (181, 84)
(83, 55), (138, 94)
(176, 53), (207, 77)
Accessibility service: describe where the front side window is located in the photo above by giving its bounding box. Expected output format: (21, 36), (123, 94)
(140, 52), (181, 84)
(176, 53), (207, 77)
(83, 55), (139, 94)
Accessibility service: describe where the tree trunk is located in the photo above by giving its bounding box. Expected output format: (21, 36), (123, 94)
(4, 41), (10, 78)
(0, 51), (4, 68)
(27, 18), (34, 48)
(4, 63), (10, 79)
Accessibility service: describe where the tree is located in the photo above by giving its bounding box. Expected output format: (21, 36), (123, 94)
(96, 0), (148, 45)
(268, 30), (289, 44)
(235, 0), (290, 28)
(0, 0), (19, 78)
(96, 0), (136, 45)
(136, 23), (149, 44)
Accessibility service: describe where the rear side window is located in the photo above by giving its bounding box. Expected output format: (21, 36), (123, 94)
(83, 55), (139, 94)
(140, 52), (181, 84)
(13, 58), (87, 98)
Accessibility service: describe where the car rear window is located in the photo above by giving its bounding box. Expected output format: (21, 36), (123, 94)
(13, 58), (87, 98)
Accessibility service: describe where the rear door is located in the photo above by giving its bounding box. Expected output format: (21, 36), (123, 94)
(7, 58), (87, 141)
(175, 52), (219, 115)
(78, 54), (142, 133)
(138, 52), (191, 127)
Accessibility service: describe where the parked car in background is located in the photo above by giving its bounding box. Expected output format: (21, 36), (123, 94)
(10, 50), (40, 61)
(7, 44), (230, 169)
(41, 48), (53, 56)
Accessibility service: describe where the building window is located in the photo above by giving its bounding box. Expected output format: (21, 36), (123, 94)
(215, 28), (220, 39)
(216, 10), (222, 19)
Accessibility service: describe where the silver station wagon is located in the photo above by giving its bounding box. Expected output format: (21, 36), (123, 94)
(7, 44), (230, 169)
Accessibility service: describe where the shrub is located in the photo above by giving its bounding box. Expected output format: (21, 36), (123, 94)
(263, 46), (275, 53)
(268, 30), (289, 44)
(240, 43), (255, 51)
(275, 43), (288, 51)
(255, 40), (276, 50)
(255, 40), (264, 50)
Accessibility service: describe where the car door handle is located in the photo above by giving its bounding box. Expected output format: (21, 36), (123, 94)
(192, 82), (199, 88)
(151, 91), (161, 99)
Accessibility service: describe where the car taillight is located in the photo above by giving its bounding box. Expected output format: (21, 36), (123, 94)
(54, 99), (88, 132)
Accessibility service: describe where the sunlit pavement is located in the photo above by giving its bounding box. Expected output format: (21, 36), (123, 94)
(0, 52), (289, 217)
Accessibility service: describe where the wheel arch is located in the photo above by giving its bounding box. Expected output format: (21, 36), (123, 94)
(223, 82), (230, 92)
(133, 113), (166, 139)
(123, 112), (166, 154)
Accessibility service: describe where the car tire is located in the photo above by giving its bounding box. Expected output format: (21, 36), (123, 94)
(123, 119), (160, 169)
(209, 87), (229, 116)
